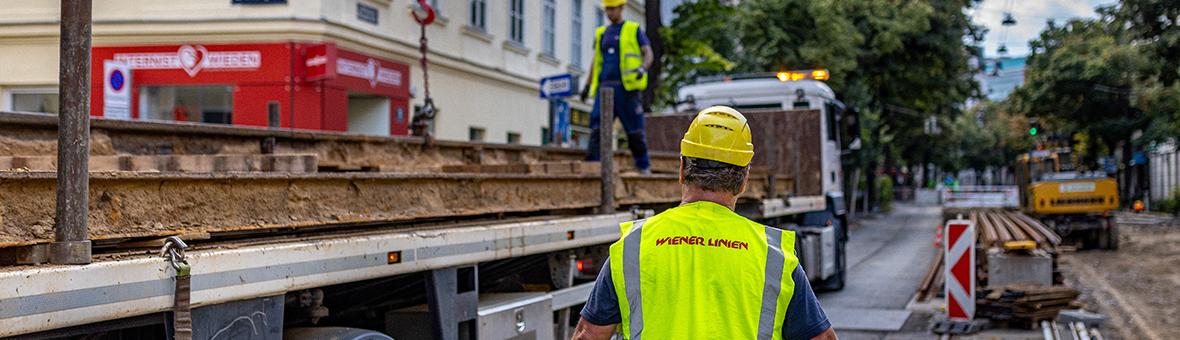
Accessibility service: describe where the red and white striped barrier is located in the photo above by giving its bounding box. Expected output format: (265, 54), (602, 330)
(944, 219), (975, 320)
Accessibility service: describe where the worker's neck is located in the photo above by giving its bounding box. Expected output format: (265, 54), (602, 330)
(610, 18), (623, 25)
(681, 185), (738, 211)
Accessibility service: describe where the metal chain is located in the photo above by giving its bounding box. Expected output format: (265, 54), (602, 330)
(411, 16), (436, 140)
(418, 23), (435, 119)
(161, 236), (192, 340)
(161, 236), (189, 270)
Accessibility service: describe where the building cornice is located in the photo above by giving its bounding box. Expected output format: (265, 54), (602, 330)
(0, 17), (543, 91)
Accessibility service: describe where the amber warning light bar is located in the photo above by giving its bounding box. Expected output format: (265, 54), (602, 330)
(776, 69), (830, 82)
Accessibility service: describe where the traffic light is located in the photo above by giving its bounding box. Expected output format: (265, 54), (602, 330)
(1029, 127), (1038, 136)
(1028, 118), (1041, 137)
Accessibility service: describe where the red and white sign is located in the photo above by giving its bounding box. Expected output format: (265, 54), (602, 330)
(337, 57), (402, 88)
(304, 44), (337, 82)
(114, 44), (261, 77)
(944, 219), (976, 320)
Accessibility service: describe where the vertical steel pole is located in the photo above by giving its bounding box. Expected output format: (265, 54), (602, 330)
(599, 88), (616, 214)
(51, 0), (93, 265)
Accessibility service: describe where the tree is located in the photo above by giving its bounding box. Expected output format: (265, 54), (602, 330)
(655, 0), (739, 109)
(1009, 12), (1149, 198)
(658, 0), (983, 210)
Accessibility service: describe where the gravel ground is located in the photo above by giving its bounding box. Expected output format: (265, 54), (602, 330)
(1059, 214), (1180, 340)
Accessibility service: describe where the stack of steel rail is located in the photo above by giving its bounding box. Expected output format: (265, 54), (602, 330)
(970, 210), (1062, 248)
(915, 209), (1064, 303)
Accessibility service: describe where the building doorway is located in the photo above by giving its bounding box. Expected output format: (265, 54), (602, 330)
(347, 93), (391, 136)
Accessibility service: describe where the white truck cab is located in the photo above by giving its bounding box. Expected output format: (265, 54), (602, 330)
(676, 76), (855, 196)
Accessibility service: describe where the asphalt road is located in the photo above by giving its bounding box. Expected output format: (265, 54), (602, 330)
(816, 203), (942, 339)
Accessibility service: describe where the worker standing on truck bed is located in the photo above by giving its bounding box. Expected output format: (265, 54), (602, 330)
(573, 106), (836, 340)
(580, 0), (653, 175)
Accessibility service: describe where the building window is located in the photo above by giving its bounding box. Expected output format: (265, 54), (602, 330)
(571, 0), (583, 67)
(595, 7), (604, 27)
(509, 0), (525, 44)
(5, 89), (59, 114)
(469, 126), (486, 142)
(507, 132), (521, 144)
(542, 0), (556, 57)
(468, 0), (486, 30)
(139, 85), (233, 124)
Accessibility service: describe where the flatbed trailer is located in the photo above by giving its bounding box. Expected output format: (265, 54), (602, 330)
(0, 110), (842, 339)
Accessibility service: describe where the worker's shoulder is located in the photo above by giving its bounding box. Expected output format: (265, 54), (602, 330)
(642, 204), (763, 228)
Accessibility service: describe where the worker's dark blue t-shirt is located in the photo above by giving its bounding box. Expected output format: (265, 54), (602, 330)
(581, 259), (831, 339)
(598, 22), (650, 83)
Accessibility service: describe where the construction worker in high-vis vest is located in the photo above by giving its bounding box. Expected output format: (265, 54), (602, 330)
(573, 106), (837, 340)
(579, 0), (653, 174)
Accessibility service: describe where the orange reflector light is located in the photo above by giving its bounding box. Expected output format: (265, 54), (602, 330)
(577, 260), (584, 272)
(776, 72), (790, 82)
(387, 251), (402, 264)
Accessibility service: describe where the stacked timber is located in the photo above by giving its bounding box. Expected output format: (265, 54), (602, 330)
(976, 285), (1081, 328)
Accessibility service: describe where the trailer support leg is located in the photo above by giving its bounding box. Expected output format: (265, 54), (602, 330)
(426, 266), (479, 340)
(550, 252), (577, 339)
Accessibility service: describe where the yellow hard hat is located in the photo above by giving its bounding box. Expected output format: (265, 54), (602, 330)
(603, 0), (627, 7)
(680, 106), (754, 167)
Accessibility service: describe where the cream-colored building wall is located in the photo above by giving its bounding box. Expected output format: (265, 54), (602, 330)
(0, 0), (646, 145)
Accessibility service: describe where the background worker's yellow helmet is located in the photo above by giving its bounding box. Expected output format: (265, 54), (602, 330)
(602, 0), (627, 7)
(680, 106), (754, 167)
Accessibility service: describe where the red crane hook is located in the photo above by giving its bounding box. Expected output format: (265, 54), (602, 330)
(410, 0), (436, 26)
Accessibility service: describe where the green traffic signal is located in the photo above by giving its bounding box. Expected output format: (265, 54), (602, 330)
(1029, 127), (1038, 136)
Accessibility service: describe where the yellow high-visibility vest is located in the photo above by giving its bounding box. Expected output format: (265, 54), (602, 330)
(610, 201), (798, 339)
(590, 21), (648, 97)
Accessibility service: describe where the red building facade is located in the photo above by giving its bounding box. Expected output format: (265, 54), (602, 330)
(90, 42), (411, 135)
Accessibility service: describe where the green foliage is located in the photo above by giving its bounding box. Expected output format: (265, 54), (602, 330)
(656, 0), (738, 108)
(875, 176), (894, 212)
(659, 0), (984, 210)
(1008, 15), (1148, 156)
(1153, 189), (1180, 214)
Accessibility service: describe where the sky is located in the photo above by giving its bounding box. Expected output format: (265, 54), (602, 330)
(968, 0), (1116, 58)
(661, 0), (1119, 59)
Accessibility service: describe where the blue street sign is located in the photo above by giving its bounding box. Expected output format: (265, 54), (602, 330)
(552, 99), (571, 145)
(539, 73), (576, 99)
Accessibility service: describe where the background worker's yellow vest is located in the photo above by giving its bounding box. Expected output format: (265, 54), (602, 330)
(609, 201), (798, 340)
(590, 21), (649, 98)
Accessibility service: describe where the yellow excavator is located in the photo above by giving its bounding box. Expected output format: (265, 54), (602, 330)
(1014, 148), (1119, 249)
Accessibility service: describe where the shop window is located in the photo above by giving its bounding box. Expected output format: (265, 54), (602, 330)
(469, 126), (486, 142)
(507, 132), (521, 144)
(139, 85), (233, 124)
(8, 91), (59, 114)
(509, 0), (525, 44)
